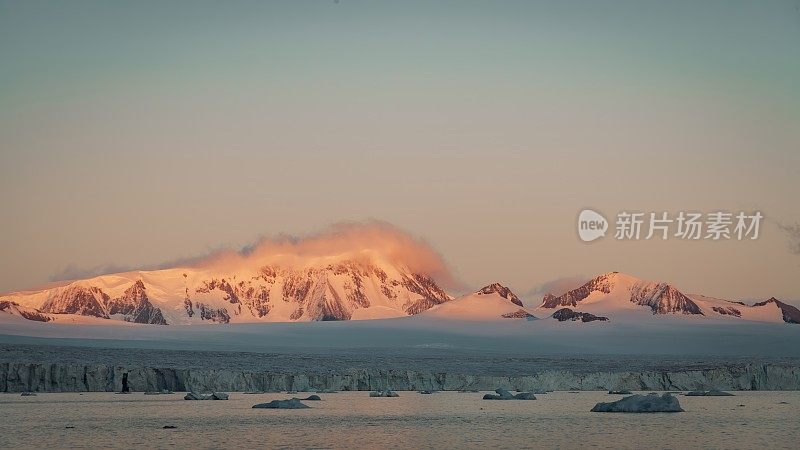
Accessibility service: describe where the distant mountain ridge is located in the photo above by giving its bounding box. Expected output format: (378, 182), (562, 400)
(538, 272), (795, 324)
(541, 272), (702, 315)
(0, 267), (795, 325)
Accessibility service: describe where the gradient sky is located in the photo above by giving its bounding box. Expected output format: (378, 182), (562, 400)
(1, 0), (799, 301)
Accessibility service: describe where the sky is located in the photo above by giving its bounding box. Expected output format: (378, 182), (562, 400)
(1, 0), (799, 301)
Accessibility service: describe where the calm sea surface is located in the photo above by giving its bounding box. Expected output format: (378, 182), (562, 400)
(1, 391), (797, 449)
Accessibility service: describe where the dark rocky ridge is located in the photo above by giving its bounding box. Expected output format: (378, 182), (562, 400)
(551, 308), (608, 322)
(105, 280), (167, 325)
(712, 306), (742, 317)
(500, 309), (535, 319)
(630, 283), (702, 315)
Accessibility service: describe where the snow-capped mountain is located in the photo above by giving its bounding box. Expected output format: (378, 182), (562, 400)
(33, 280), (167, 325)
(752, 298), (800, 324)
(538, 272), (797, 324)
(540, 272), (702, 315)
(0, 258), (452, 325)
(420, 283), (534, 320)
(476, 283), (524, 307)
(687, 294), (800, 324)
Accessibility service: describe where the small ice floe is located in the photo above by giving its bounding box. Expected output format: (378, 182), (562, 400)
(685, 390), (734, 396)
(483, 388), (536, 400)
(252, 398), (310, 409)
(184, 392), (229, 400)
(369, 390), (399, 397)
(591, 393), (683, 413)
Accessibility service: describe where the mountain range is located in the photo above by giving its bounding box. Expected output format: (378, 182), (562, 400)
(1, 258), (796, 326)
(538, 271), (798, 324)
(0, 252), (453, 325)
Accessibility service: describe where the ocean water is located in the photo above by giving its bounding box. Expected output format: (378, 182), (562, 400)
(1, 391), (797, 449)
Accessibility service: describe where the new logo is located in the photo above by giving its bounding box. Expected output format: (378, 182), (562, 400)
(578, 209), (608, 242)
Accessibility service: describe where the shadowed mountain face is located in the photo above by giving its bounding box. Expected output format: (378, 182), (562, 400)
(541, 274), (615, 308)
(629, 283), (702, 315)
(104, 280), (167, 325)
(40, 285), (110, 318)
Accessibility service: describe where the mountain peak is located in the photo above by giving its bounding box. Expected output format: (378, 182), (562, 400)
(540, 274), (618, 308)
(753, 297), (800, 324)
(476, 283), (523, 307)
(540, 271), (702, 315)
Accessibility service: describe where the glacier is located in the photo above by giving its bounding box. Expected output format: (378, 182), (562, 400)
(2, 343), (799, 393)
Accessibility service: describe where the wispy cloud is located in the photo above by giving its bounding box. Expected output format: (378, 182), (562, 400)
(527, 275), (588, 297)
(50, 263), (135, 283)
(48, 220), (459, 289)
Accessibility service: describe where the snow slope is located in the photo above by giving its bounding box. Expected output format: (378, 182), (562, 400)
(420, 284), (534, 320)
